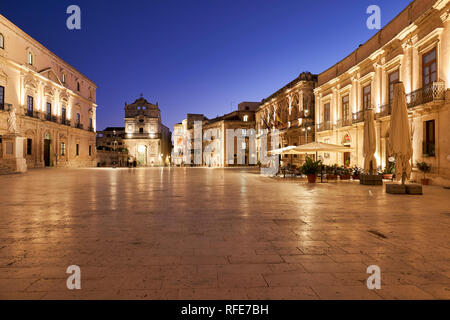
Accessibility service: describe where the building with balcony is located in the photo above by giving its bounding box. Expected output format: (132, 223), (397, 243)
(122, 96), (172, 166)
(201, 102), (259, 167)
(314, 0), (450, 183)
(255, 72), (317, 167)
(175, 103), (259, 167)
(95, 127), (128, 167)
(172, 123), (184, 166)
(0, 14), (97, 169)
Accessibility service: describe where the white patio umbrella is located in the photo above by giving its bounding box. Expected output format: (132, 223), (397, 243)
(269, 145), (303, 155)
(388, 82), (412, 185)
(271, 141), (351, 159)
(363, 109), (377, 174)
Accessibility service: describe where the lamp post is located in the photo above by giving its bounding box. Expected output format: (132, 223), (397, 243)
(113, 130), (117, 169)
(302, 126), (311, 144)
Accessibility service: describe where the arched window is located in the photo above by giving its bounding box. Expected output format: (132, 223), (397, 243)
(77, 82), (80, 91)
(0, 33), (4, 49)
(28, 51), (33, 65)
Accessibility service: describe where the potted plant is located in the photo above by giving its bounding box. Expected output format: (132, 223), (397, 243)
(416, 161), (431, 185)
(352, 166), (362, 180)
(340, 167), (351, 180)
(301, 157), (322, 183)
(327, 164), (338, 180)
(382, 165), (394, 180)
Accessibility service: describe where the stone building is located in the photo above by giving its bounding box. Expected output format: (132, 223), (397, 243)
(172, 123), (184, 166)
(202, 102), (259, 167)
(96, 127), (127, 167)
(176, 103), (259, 167)
(314, 0), (450, 184)
(123, 96), (172, 166)
(182, 113), (208, 166)
(0, 14), (97, 172)
(255, 72), (317, 167)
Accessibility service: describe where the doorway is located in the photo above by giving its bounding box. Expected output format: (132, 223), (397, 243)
(44, 139), (51, 166)
(137, 145), (147, 165)
(344, 152), (351, 167)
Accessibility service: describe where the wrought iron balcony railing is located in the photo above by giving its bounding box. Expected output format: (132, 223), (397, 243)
(76, 123), (84, 129)
(377, 103), (391, 118)
(406, 81), (445, 109)
(316, 121), (332, 132)
(0, 103), (12, 111)
(335, 118), (352, 128)
(352, 110), (365, 124)
(126, 132), (161, 139)
(23, 107), (41, 119)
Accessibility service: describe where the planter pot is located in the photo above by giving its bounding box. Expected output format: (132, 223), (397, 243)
(307, 174), (317, 183)
(382, 174), (393, 180)
(421, 178), (429, 185)
(327, 174), (337, 180)
(352, 174), (360, 180)
(340, 174), (351, 180)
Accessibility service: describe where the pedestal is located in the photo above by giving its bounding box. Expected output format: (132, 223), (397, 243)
(385, 183), (406, 194)
(405, 184), (423, 195)
(1, 134), (27, 173)
(360, 174), (383, 185)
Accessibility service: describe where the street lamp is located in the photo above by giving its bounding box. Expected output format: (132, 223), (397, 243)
(302, 126), (311, 144)
(112, 130), (117, 169)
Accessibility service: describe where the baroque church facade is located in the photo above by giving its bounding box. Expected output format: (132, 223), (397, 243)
(123, 96), (171, 166)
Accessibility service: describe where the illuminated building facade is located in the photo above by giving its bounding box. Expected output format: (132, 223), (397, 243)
(123, 96), (172, 166)
(255, 72), (317, 167)
(314, 0), (450, 184)
(0, 14), (97, 171)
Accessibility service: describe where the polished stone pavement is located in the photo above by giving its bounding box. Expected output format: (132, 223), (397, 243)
(0, 167), (449, 300)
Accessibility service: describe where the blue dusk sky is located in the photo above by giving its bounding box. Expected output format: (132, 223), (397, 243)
(1, 0), (411, 131)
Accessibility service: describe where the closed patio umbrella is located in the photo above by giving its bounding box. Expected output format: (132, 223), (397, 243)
(363, 109), (377, 174)
(389, 82), (412, 185)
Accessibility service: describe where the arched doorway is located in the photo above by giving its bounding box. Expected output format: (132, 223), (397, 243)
(137, 144), (147, 165)
(44, 132), (51, 167)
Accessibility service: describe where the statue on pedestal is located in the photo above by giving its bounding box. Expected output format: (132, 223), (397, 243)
(7, 105), (18, 134)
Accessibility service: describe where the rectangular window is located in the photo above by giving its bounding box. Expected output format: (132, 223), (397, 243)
(61, 108), (66, 124)
(27, 96), (33, 116)
(76, 144), (79, 156)
(423, 48), (437, 87)
(27, 138), (32, 155)
(0, 86), (4, 108)
(46, 102), (52, 117)
(389, 70), (399, 103)
(342, 95), (350, 120)
(76, 113), (80, 125)
(363, 85), (371, 110)
(323, 103), (330, 122)
(89, 118), (93, 130)
(61, 142), (66, 156)
(89, 145), (92, 156)
(28, 52), (33, 65)
(423, 120), (435, 156)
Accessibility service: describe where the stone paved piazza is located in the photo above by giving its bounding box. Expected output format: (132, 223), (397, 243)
(0, 168), (449, 300)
